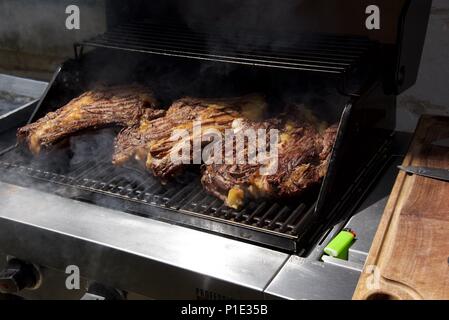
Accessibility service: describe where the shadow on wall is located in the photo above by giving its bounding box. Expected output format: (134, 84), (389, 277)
(0, 0), (107, 73)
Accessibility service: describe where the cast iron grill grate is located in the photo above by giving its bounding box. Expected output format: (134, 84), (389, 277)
(0, 147), (316, 251)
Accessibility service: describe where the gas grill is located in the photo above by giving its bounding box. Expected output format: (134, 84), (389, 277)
(0, 0), (432, 299)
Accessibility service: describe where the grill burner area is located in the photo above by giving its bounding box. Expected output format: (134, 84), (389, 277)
(0, 142), (318, 252)
(0, 48), (392, 253)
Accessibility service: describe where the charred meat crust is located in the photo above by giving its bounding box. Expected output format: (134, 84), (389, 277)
(17, 85), (162, 155)
(112, 94), (267, 180)
(200, 116), (338, 209)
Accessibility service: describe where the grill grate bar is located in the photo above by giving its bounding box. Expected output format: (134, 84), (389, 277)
(117, 180), (142, 196)
(97, 34), (355, 69)
(85, 39), (346, 73)
(240, 202), (266, 223)
(79, 165), (114, 188)
(280, 204), (306, 233)
(75, 162), (110, 182)
(62, 161), (95, 181)
(267, 207), (291, 230)
(105, 177), (131, 193)
(291, 205), (317, 235)
(256, 203), (280, 227)
(166, 184), (198, 209)
(187, 190), (210, 209)
(199, 198), (221, 214)
(133, 179), (161, 201)
(103, 29), (365, 60)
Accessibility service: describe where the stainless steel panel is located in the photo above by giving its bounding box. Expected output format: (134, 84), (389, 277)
(0, 182), (288, 299)
(264, 256), (360, 300)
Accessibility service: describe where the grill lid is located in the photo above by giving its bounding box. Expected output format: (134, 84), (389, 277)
(97, 0), (431, 94)
(78, 20), (377, 75)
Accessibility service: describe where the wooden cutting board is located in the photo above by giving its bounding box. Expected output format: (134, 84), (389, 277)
(353, 115), (449, 300)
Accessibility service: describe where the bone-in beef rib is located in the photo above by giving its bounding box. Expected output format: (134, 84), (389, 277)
(17, 85), (163, 155)
(112, 95), (267, 180)
(201, 107), (338, 209)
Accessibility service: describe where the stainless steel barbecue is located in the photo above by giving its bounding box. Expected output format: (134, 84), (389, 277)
(0, 0), (432, 300)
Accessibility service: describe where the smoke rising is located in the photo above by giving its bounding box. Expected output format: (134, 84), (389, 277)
(0, 0), (352, 220)
(176, 0), (308, 48)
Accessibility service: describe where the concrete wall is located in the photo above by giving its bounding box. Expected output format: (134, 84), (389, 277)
(397, 0), (449, 132)
(0, 0), (106, 74)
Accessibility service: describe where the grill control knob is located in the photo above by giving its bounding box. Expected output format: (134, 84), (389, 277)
(0, 259), (40, 294)
(81, 282), (127, 300)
